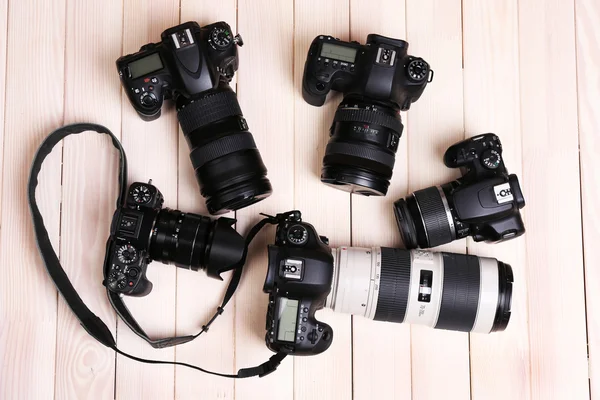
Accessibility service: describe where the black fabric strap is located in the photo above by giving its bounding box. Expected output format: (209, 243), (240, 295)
(28, 123), (287, 378)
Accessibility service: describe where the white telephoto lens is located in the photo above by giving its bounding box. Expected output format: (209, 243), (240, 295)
(326, 247), (512, 333)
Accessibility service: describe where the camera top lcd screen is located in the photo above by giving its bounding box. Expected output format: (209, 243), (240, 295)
(276, 297), (299, 342)
(128, 53), (164, 79)
(320, 43), (357, 63)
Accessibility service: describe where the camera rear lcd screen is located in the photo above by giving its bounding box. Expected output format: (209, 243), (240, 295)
(320, 43), (357, 63)
(276, 298), (299, 342)
(128, 53), (163, 79)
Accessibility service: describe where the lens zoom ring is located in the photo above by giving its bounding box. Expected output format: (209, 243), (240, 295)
(189, 132), (257, 170)
(413, 187), (453, 247)
(334, 108), (404, 134)
(325, 142), (396, 170)
(177, 91), (242, 135)
(374, 248), (411, 323)
(435, 253), (481, 332)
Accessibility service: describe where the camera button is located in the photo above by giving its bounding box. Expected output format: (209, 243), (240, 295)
(133, 88), (140, 94)
(151, 77), (158, 84)
(303, 307), (309, 313)
(316, 82), (326, 91)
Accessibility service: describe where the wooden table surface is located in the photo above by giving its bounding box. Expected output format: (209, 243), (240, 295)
(1, 0), (598, 399)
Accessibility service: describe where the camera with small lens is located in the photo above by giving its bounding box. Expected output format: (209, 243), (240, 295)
(394, 134), (526, 249)
(263, 210), (512, 356)
(117, 21), (272, 215)
(104, 181), (245, 297)
(302, 35), (433, 196)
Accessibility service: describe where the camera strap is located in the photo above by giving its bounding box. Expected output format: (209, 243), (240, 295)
(28, 123), (287, 378)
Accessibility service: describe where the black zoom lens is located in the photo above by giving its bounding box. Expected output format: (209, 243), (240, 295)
(177, 84), (272, 215)
(149, 209), (245, 278)
(321, 99), (404, 196)
(394, 185), (456, 249)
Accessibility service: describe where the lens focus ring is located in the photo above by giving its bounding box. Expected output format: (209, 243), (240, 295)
(334, 108), (404, 134)
(177, 90), (242, 135)
(325, 142), (396, 170)
(373, 248), (411, 323)
(412, 187), (454, 248)
(189, 132), (257, 170)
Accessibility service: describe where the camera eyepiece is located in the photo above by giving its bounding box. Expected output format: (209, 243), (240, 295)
(321, 99), (403, 196)
(177, 85), (272, 215)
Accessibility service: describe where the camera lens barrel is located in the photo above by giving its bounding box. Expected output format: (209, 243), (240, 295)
(327, 247), (512, 333)
(394, 185), (456, 249)
(177, 85), (272, 215)
(321, 99), (403, 196)
(149, 209), (244, 278)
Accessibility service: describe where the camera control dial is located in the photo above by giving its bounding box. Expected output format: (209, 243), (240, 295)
(287, 225), (308, 245)
(209, 27), (233, 50)
(132, 185), (151, 204)
(407, 59), (429, 82)
(482, 149), (501, 169)
(117, 244), (138, 264)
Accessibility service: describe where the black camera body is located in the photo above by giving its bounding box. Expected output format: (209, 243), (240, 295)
(302, 35), (432, 196)
(302, 35), (432, 110)
(442, 134), (526, 242)
(395, 134), (526, 249)
(116, 21), (272, 215)
(104, 181), (244, 297)
(263, 212), (334, 355)
(117, 21), (242, 121)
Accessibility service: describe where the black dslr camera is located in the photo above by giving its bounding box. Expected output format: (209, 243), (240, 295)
(116, 21), (272, 215)
(262, 210), (514, 357)
(394, 134), (526, 249)
(104, 181), (245, 296)
(302, 35), (433, 196)
(263, 211), (334, 355)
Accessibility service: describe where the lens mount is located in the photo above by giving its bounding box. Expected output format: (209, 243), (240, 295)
(321, 99), (403, 196)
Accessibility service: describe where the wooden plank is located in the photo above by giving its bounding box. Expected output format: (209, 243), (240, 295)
(462, 1), (532, 399)
(518, 0), (589, 398)
(175, 2), (237, 398)
(348, 1), (412, 399)
(115, 1), (180, 399)
(234, 1), (295, 399)
(0, 0), (65, 398)
(0, 0), (6, 219)
(575, 0), (600, 397)
(405, 1), (472, 398)
(293, 1), (353, 399)
(56, 0), (123, 398)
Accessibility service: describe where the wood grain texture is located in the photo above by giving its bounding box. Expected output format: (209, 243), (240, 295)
(405, 1), (471, 398)
(234, 1), (295, 399)
(349, 1), (412, 399)
(116, 1), (180, 399)
(575, 0), (600, 397)
(0, 0), (65, 399)
(54, 0), (123, 398)
(462, 1), (532, 399)
(518, 0), (589, 398)
(293, 1), (352, 399)
(0, 0), (6, 219)
(175, 2), (237, 399)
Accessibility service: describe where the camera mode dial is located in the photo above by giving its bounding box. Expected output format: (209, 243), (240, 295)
(140, 92), (158, 107)
(407, 59), (429, 82)
(482, 149), (501, 169)
(209, 27), (233, 50)
(132, 185), (151, 204)
(117, 244), (138, 264)
(287, 225), (308, 245)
